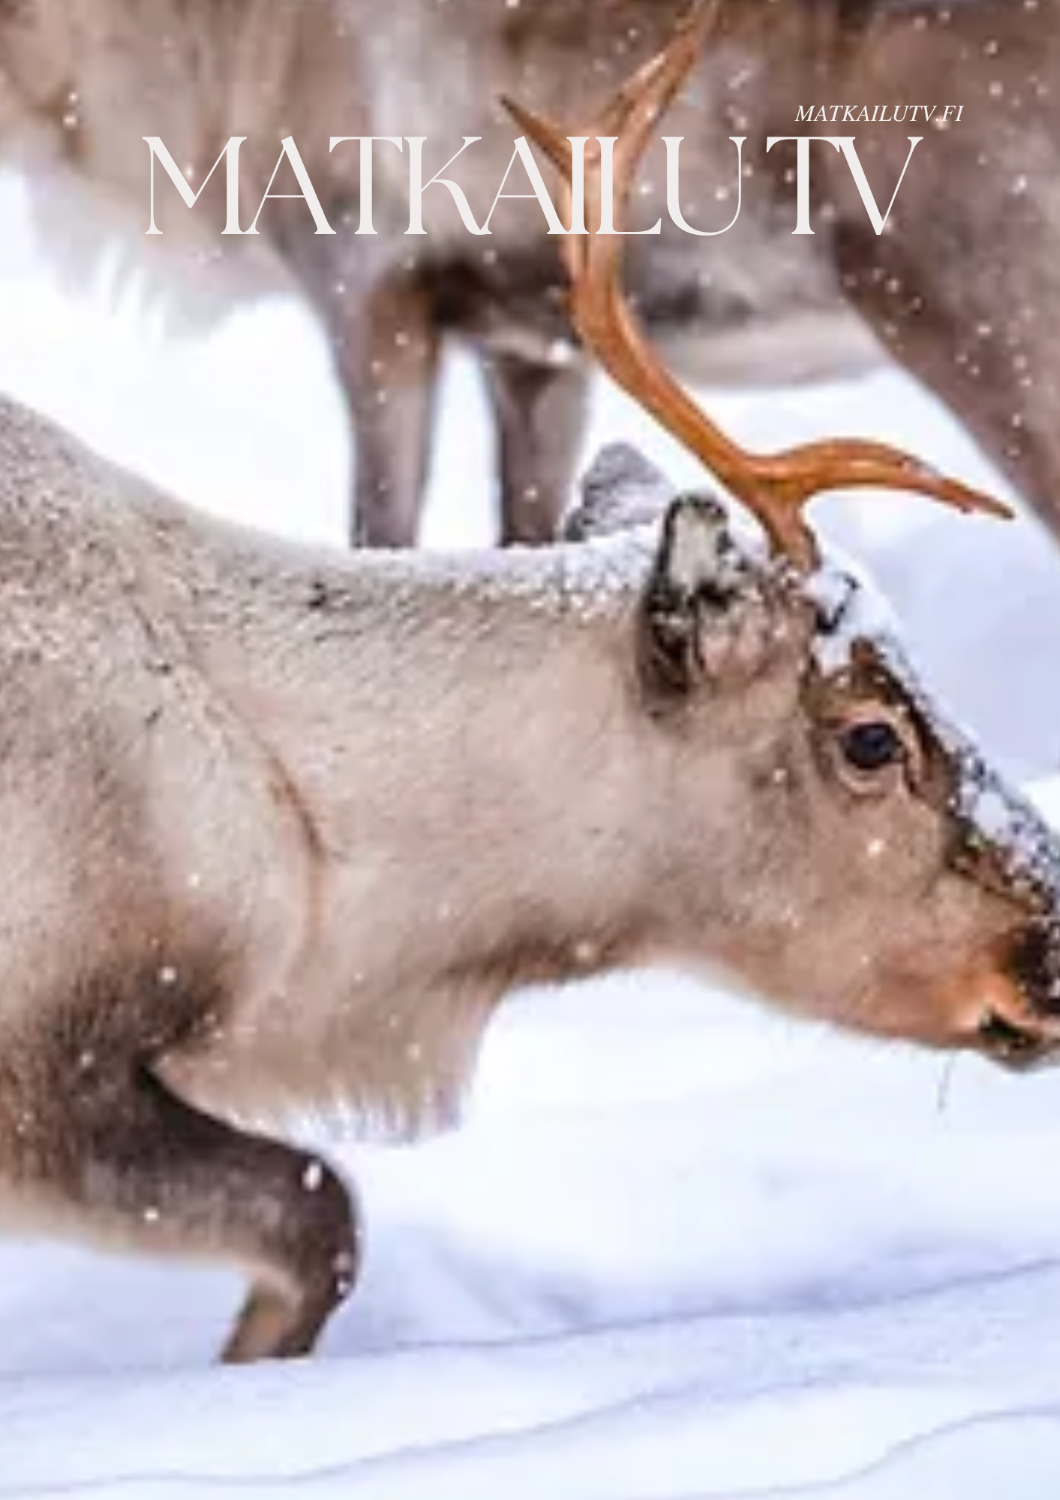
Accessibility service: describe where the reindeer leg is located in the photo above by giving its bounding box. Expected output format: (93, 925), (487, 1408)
(339, 268), (443, 548)
(483, 350), (590, 545)
(305, 262), (439, 548)
(10, 1035), (358, 1362)
(283, 227), (443, 548)
(832, 211), (1060, 531)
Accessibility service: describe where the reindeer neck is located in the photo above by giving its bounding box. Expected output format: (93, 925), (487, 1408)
(170, 519), (685, 984)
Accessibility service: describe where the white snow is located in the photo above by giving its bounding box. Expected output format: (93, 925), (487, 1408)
(2, 168), (1060, 1497)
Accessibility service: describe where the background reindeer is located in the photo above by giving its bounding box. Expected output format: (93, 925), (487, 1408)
(2, 0), (1025, 548)
(0, 18), (1058, 1365)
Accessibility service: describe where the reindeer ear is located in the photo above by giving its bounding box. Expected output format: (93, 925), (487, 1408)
(639, 494), (747, 698)
(561, 442), (674, 540)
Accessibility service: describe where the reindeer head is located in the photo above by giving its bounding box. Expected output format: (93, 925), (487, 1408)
(581, 460), (1058, 1067)
(511, 2), (1060, 1067)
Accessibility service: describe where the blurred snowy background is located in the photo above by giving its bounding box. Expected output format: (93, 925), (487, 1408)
(3, 165), (1060, 1496)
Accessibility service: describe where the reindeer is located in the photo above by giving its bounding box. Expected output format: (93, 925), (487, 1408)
(356, 0), (1060, 548)
(0, 0), (1054, 550)
(0, 15), (1057, 1364)
(0, 0), (876, 544)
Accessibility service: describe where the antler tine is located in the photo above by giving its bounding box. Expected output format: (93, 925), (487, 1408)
(502, 1), (1011, 571)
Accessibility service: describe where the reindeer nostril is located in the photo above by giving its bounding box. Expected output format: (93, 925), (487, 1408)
(978, 1009), (1041, 1060)
(1007, 922), (1060, 1016)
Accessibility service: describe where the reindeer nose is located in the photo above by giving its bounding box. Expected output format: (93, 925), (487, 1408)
(1010, 921), (1060, 1017)
(977, 922), (1060, 1070)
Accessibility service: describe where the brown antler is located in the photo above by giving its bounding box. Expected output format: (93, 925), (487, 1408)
(502, 0), (1010, 570)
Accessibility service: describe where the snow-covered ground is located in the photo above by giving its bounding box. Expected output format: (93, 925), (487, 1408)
(3, 172), (1060, 1496)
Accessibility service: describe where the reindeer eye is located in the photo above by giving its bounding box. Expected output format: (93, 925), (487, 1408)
(838, 721), (904, 773)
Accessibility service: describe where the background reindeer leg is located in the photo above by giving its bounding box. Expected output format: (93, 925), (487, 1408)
(819, 0), (1060, 537)
(338, 265), (442, 548)
(481, 345), (591, 545)
(288, 235), (442, 547)
(832, 209), (1060, 533)
(821, 96), (1060, 536)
